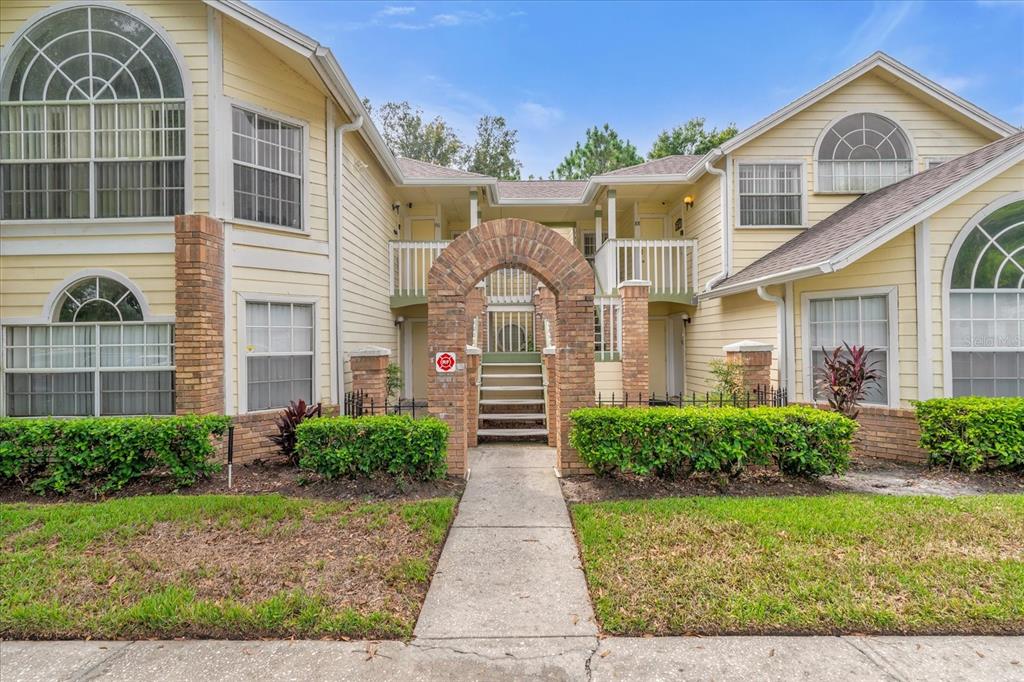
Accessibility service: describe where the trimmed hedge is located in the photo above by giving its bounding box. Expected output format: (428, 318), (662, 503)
(296, 415), (449, 481)
(914, 397), (1024, 471)
(0, 415), (230, 494)
(569, 406), (856, 478)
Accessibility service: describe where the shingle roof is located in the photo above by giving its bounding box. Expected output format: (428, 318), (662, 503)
(599, 155), (702, 177)
(494, 180), (589, 201)
(395, 157), (490, 180)
(713, 131), (1024, 293)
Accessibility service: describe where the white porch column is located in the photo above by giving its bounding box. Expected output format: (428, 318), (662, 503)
(594, 206), (603, 248)
(469, 190), (479, 228)
(607, 189), (617, 240)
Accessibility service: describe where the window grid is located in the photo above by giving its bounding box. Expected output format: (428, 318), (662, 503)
(244, 301), (314, 411)
(0, 6), (186, 220)
(231, 106), (303, 230)
(808, 294), (889, 405)
(738, 163), (802, 226)
(816, 113), (913, 193)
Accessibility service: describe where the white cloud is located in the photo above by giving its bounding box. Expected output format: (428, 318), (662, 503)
(841, 1), (916, 59)
(934, 74), (977, 92)
(516, 101), (564, 130)
(379, 6), (416, 16)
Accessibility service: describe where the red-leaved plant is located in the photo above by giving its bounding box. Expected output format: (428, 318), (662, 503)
(270, 399), (322, 465)
(814, 343), (882, 419)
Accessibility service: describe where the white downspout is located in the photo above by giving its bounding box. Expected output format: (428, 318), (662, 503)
(335, 114), (364, 396)
(757, 285), (786, 391)
(703, 150), (730, 292)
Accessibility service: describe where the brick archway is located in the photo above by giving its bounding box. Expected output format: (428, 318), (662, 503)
(427, 218), (595, 475)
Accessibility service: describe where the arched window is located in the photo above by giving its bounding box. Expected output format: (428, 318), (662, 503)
(817, 113), (913, 193)
(947, 199), (1024, 397)
(0, 5), (186, 220)
(3, 275), (175, 416)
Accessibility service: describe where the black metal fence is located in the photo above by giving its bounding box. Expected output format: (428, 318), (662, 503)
(343, 390), (428, 418)
(596, 385), (788, 409)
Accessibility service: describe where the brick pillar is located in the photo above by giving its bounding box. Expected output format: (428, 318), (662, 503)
(350, 347), (391, 410)
(723, 340), (774, 392)
(175, 214), (224, 415)
(619, 280), (650, 400)
(543, 347), (557, 446)
(466, 347), (480, 446)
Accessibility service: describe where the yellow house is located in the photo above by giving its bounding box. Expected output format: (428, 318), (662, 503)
(1, 1), (1021, 468)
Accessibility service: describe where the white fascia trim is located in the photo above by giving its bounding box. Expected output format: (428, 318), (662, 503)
(705, 141), (1024, 299)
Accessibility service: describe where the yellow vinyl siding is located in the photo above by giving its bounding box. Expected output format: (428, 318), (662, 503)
(1, 0), (210, 213)
(0, 254), (175, 319)
(791, 231), (918, 405)
(340, 133), (400, 389)
(926, 161), (1024, 397)
(221, 16), (329, 242)
(595, 361), (623, 399)
(730, 72), (995, 269)
(685, 290), (778, 395)
(684, 170), (723, 288)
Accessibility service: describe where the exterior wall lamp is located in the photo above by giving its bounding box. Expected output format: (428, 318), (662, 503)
(683, 195), (695, 210)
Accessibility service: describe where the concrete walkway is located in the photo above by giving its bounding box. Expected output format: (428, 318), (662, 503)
(4, 444), (1023, 680)
(413, 443), (597, 640)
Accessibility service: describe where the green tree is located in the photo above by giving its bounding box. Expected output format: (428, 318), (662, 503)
(375, 101), (464, 168)
(552, 124), (643, 179)
(463, 115), (522, 179)
(648, 117), (739, 158)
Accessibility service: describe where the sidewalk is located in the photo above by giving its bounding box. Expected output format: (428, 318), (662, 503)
(4, 636), (1023, 681)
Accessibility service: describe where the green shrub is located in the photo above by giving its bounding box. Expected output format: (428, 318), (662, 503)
(0, 415), (230, 494)
(914, 397), (1024, 471)
(568, 406), (855, 479)
(296, 415), (448, 481)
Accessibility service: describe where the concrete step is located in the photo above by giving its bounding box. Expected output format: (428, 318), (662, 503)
(480, 385), (544, 392)
(477, 428), (549, 437)
(478, 412), (546, 420)
(481, 373), (543, 379)
(479, 398), (546, 405)
(482, 362), (543, 368)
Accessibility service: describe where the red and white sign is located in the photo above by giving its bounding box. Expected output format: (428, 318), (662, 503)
(435, 352), (457, 373)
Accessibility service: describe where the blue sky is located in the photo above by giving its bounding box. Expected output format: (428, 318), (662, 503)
(251, 1), (1024, 178)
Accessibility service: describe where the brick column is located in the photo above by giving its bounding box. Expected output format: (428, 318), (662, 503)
(175, 214), (224, 415)
(350, 347), (391, 410)
(723, 340), (774, 392)
(466, 346), (480, 446)
(543, 347), (557, 446)
(619, 280), (650, 400)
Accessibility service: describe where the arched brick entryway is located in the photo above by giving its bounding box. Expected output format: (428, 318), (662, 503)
(427, 219), (595, 475)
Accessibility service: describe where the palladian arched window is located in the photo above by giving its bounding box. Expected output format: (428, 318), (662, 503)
(3, 275), (175, 416)
(817, 113), (913, 193)
(0, 5), (186, 220)
(948, 199), (1024, 397)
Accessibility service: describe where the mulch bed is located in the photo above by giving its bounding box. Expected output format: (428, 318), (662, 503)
(0, 459), (464, 504)
(560, 457), (1024, 503)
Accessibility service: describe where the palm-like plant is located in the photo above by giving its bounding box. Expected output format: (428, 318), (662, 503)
(814, 343), (882, 419)
(269, 399), (321, 465)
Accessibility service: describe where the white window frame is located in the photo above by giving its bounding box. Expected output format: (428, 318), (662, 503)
(227, 98), (310, 235)
(0, 269), (175, 417)
(801, 286), (900, 408)
(236, 292), (319, 414)
(924, 156), (956, 170)
(811, 111), (916, 195)
(735, 158), (807, 229)
(0, 2), (195, 223)
(942, 192), (1024, 397)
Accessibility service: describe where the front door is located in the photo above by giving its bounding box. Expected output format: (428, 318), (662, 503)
(649, 318), (667, 396)
(410, 218), (436, 241)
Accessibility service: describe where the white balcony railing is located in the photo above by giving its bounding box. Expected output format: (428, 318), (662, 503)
(485, 266), (536, 304)
(388, 240), (449, 298)
(594, 239), (697, 297)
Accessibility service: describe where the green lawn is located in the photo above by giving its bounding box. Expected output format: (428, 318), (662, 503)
(572, 494), (1024, 635)
(1, 494), (457, 640)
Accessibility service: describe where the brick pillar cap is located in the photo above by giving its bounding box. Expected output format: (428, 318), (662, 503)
(619, 279), (651, 288)
(723, 340), (773, 353)
(542, 346), (556, 355)
(350, 346), (392, 358)
(465, 345), (482, 355)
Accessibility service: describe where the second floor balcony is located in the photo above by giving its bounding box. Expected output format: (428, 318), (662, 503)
(388, 237), (697, 306)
